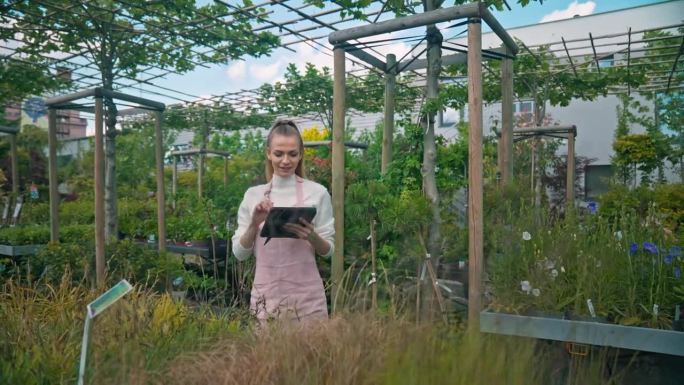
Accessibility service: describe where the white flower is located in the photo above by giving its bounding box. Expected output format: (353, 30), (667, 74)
(572, 233), (577, 240)
(522, 231), (532, 241)
(596, 260), (602, 268)
(544, 259), (556, 270)
(520, 280), (532, 294)
(532, 288), (541, 297)
(614, 231), (623, 241)
(561, 266), (566, 273)
(550, 269), (559, 279)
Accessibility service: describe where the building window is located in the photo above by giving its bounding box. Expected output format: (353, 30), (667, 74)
(598, 54), (614, 69)
(514, 100), (534, 125)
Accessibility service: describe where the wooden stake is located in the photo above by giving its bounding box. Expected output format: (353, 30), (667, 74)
(425, 254), (449, 325)
(94, 98), (105, 286)
(47, 109), (59, 243)
(223, 157), (228, 187)
(501, 46), (514, 186)
(566, 128), (576, 210)
(9, 134), (18, 197)
(331, 46), (346, 313)
(467, 17), (484, 329)
(382, 54), (396, 175)
(154, 111), (168, 290)
(172, 156), (177, 211)
(370, 219), (378, 311)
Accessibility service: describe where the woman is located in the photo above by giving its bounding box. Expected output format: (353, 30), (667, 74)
(232, 119), (334, 323)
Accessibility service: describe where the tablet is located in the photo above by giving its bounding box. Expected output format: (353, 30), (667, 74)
(259, 206), (317, 241)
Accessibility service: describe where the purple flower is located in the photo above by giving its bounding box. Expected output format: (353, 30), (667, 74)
(670, 246), (682, 258)
(675, 267), (682, 280)
(629, 243), (639, 255)
(664, 255), (673, 264)
(643, 242), (658, 255)
(587, 201), (597, 214)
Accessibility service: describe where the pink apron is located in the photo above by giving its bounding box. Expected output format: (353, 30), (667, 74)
(250, 176), (328, 322)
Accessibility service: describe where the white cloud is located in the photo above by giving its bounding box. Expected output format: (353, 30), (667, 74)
(220, 31), (415, 90)
(540, 1), (596, 23)
(226, 61), (246, 80)
(249, 61), (282, 83)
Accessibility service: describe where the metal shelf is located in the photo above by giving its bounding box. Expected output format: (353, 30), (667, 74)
(480, 311), (684, 357)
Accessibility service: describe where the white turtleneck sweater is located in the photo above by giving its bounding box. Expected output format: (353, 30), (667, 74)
(232, 174), (335, 260)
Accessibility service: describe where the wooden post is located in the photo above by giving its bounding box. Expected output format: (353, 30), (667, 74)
(370, 219), (377, 311)
(382, 54), (396, 175)
(566, 128), (576, 210)
(467, 17), (484, 329)
(9, 134), (18, 197)
(154, 111), (168, 290)
(154, 111), (167, 254)
(94, 98), (105, 286)
(331, 46), (346, 313)
(198, 153), (204, 199)
(223, 156), (228, 187)
(172, 156), (177, 211)
(47, 109), (59, 243)
(501, 47), (514, 186)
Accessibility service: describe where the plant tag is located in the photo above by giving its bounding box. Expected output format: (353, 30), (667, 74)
(653, 304), (659, 317)
(676, 305), (681, 321)
(87, 279), (133, 318)
(586, 299), (596, 318)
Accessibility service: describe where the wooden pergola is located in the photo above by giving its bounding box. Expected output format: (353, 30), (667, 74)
(45, 87), (166, 286)
(328, 2), (518, 324)
(509, 125), (578, 209)
(169, 148), (231, 206)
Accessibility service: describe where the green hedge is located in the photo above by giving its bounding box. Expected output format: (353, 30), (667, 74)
(0, 224), (93, 245)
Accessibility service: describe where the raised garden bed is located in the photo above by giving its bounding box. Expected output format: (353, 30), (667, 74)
(480, 310), (684, 356)
(0, 244), (44, 257)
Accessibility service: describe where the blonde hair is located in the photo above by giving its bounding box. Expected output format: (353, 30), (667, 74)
(265, 119), (305, 181)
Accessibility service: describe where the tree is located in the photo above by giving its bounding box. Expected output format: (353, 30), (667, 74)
(0, 57), (67, 108)
(5, 0), (279, 241)
(610, 29), (682, 185)
(259, 62), (419, 129)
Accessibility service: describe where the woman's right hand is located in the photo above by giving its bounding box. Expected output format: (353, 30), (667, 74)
(250, 199), (273, 229)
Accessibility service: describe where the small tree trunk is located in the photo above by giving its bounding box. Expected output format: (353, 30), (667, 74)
(104, 95), (118, 243)
(102, 66), (119, 243)
(420, 0), (442, 321)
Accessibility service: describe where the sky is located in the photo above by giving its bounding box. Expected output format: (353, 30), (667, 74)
(133, 0), (668, 106)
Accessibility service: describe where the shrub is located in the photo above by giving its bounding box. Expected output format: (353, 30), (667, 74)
(32, 242), (90, 284)
(19, 201), (49, 224)
(0, 225), (50, 245)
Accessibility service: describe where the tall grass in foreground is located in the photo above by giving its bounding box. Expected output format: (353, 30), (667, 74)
(160, 313), (620, 385)
(0, 274), (245, 385)
(1, 275), (623, 385)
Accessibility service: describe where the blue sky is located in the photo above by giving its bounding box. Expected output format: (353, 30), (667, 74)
(145, 0), (667, 106)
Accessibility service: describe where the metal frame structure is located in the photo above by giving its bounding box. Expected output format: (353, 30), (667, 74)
(45, 87), (165, 286)
(3, 2), (679, 115)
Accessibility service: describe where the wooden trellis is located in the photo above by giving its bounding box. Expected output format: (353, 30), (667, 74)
(328, 2), (518, 324)
(45, 88), (166, 287)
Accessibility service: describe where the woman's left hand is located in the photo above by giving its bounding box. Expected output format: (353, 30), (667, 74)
(283, 218), (317, 241)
